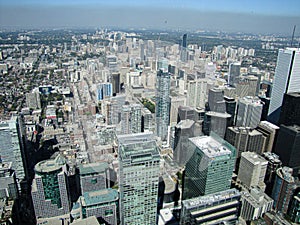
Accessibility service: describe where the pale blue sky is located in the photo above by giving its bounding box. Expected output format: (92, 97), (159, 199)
(0, 0), (300, 34)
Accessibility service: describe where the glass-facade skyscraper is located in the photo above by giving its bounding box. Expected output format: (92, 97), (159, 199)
(118, 132), (160, 225)
(31, 154), (70, 219)
(155, 69), (171, 142)
(183, 133), (236, 200)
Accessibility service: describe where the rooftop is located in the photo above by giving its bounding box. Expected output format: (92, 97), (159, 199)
(71, 216), (100, 225)
(189, 135), (233, 158)
(182, 188), (240, 209)
(205, 111), (231, 118)
(81, 188), (118, 207)
(117, 132), (159, 160)
(241, 152), (268, 165)
(176, 119), (194, 129)
(259, 121), (279, 130)
(79, 162), (109, 175)
(34, 154), (66, 173)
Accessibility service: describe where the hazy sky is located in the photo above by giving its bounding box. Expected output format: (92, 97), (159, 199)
(0, 0), (300, 34)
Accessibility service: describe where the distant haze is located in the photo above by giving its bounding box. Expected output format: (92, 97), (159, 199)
(0, 0), (300, 35)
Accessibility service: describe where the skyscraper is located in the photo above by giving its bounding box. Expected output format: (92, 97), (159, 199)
(229, 62), (241, 86)
(279, 92), (300, 126)
(118, 133), (160, 225)
(0, 116), (27, 184)
(274, 124), (300, 174)
(31, 154), (70, 219)
(155, 69), (171, 141)
(180, 34), (187, 62)
(256, 121), (279, 153)
(225, 127), (266, 158)
(121, 103), (141, 134)
(272, 167), (299, 214)
(183, 133), (236, 200)
(173, 119), (195, 166)
(187, 79), (208, 109)
(236, 96), (263, 128)
(79, 162), (110, 193)
(268, 48), (300, 124)
(208, 88), (226, 112)
(237, 152), (268, 191)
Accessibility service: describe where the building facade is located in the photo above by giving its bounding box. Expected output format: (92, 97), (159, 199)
(268, 48), (300, 124)
(31, 155), (71, 219)
(181, 188), (241, 225)
(183, 133), (236, 200)
(155, 70), (171, 141)
(118, 133), (160, 225)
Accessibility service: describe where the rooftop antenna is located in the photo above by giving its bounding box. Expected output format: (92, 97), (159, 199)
(291, 25), (296, 47)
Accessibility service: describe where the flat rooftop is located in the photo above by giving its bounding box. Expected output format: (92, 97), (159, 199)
(117, 132), (159, 160)
(189, 136), (232, 158)
(241, 152), (268, 165)
(79, 162), (108, 175)
(182, 188), (240, 210)
(81, 188), (118, 207)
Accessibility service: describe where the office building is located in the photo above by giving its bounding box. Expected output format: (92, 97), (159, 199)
(268, 48), (300, 124)
(272, 167), (299, 214)
(208, 88), (226, 113)
(78, 189), (118, 225)
(0, 162), (18, 200)
(97, 83), (113, 101)
(274, 124), (300, 173)
(279, 92), (300, 126)
(236, 75), (258, 98)
(141, 108), (154, 132)
(173, 119), (195, 166)
(181, 188), (241, 225)
(262, 152), (282, 196)
(237, 152), (268, 191)
(256, 121), (279, 153)
(118, 133), (160, 225)
(229, 62), (241, 86)
(121, 103), (141, 134)
(111, 72), (120, 95)
(183, 134), (236, 200)
(155, 69), (171, 141)
(169, 95), (186, 125)
(240, 187), (273, 222)
(177, 106), (196, 123)
(225, 127), (266, 158)
(287, 189), (300, 223)
(224, 96), (236, 126)
(180, 33), (187, 62)
(187, 79), (208, 109)
(79, 162), (110, 194)
(236, 96), (263, 128)
(31, 154), (71, 219)
(203, 111), (231, 138)
(0, 116), (27, 183)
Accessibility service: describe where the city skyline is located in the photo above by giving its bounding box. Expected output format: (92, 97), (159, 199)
(0, 0), (300, 35)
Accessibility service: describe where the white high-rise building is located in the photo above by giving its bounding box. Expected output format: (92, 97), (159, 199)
(238, 152), (268, 191)
(236, 96), (263, 128)
(187, 79), (208, 109)
(118, 133), (160, 225)
(268, 48), (300, 124)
